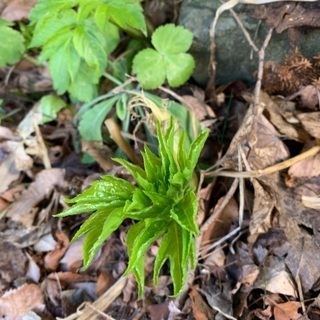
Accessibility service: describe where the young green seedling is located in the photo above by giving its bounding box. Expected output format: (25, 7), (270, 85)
(56, 119), (209, 296)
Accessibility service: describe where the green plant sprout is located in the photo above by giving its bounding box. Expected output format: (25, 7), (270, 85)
(0, 19), (25, 66)
(56, 119), (209, 296)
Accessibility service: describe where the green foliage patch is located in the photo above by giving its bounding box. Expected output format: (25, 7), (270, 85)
(0, 19), (25, 66)
(29, 0), (146, 102)
(56, 120), (209, 296)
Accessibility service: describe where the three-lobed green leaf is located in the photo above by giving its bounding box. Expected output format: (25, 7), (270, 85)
(132, 24), (195, 89)
(0, 19), (25, 66)
(56, 119), (209, 296)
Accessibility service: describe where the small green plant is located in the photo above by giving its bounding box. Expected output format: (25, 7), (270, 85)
(0, 19), (25, 66)
(28, 0), (146, 102)
(133, 24), (195, 89)
(56, 119), (209, 296)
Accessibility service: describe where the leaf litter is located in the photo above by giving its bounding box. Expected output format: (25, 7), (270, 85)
(1, 1), (320, 319)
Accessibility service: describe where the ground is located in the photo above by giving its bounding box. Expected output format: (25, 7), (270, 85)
(0, 1), (320, 320)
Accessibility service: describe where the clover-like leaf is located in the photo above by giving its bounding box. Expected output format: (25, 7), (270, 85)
(132, 24), (195, 89)
(0, 19), (25, 66)
(57, 118), (209, 296)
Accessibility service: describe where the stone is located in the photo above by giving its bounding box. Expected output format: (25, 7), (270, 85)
(178, 0), (320, 86)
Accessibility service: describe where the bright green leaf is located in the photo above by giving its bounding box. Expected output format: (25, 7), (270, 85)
(132, 48), (165, 89)
(79, 96), (119, 141)
(133, 24), (195, 89)
(39, 95), (67, 124)
(57, 118), (208, 296)
(165, 53), (195, 87)
(0, 19), (25, 66)
(152, 24), (193, 54)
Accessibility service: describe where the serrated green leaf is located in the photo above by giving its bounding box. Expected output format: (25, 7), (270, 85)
(39, 95), (66, 124)
(48, 44), (72, 94)
(79, 96), (118, 141)
(153, 222), (189, 296)
(132, 48), (165, 89)
(171, 191), (199, 234)
(68, 63), (99, 101)
(30, 10), (77, 48)
(83, 207), (124, 268)
(57, 117), (208, 297)
(152, 24), (193, 54)
(127, 219), (167, 271)
(126, 221), (146, 295)
(188, 128), (210, 171)
(141, 146), (161, 182)
(99, 0), (146, 35)
(0, 19), (25, 66)
(115, 157), (151, 191)
(29, 0), (77, 23)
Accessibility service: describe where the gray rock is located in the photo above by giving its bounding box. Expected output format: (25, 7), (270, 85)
(178, 0), (320, 86)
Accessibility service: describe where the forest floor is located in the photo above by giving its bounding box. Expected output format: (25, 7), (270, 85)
(1, 1), (320, 320)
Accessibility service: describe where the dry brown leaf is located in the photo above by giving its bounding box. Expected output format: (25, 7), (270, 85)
(47, 271), (95, 286)
(44, 230), (70, 271)
(254, 256), (297, 298)
(273, 301), (302, 320)
(60, 238), (84, 272)
(1, 0), (37, 21)
(263, 94), (309, 142)
(296, 111), (320, 139)
(0, 284), (44, 320)
(0, 242), (27, 288)
(189, 287), (214, 320)
(201, 197), (238, 256)
(288, 153), (320, 178)
(5, 168), (65, 226)
(96, 271), (114, 297)
(147, 302), (170, 320)
(0, 152), (21, 194)
(293, 85), (320, 110)
(181, 95), (216, 122)
(81, 140), (115, 171)
(0, 126), (18, 141)
(0, 184), (25, 202)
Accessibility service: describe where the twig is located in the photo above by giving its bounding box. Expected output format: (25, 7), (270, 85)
(207, 145), (320, 178)
(200, 178), (239, 233)
(253, 28), (273, 110)
(228, 8), (258, 52)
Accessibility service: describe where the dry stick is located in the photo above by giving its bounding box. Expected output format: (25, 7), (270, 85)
(207, 145), (320, 178)
(105, 118), (143, 167)
(228, 7), (259, 53)
(253, 27), (273, 110)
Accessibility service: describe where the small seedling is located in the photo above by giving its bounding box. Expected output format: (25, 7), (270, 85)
(56, 119), (209, 296)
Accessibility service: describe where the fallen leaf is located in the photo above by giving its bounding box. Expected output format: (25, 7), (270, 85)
(254, 256), (297, 298)
(201, 197), (238, 256)
(296, 111), (320, 139)
(1, 0), (37, 21)
(189, 287), (214, 320)
(273, 301), (302, 320)
(0, 284), (44, 320)
(44, 230), (70, 271)
(5, 168), (65, 226)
